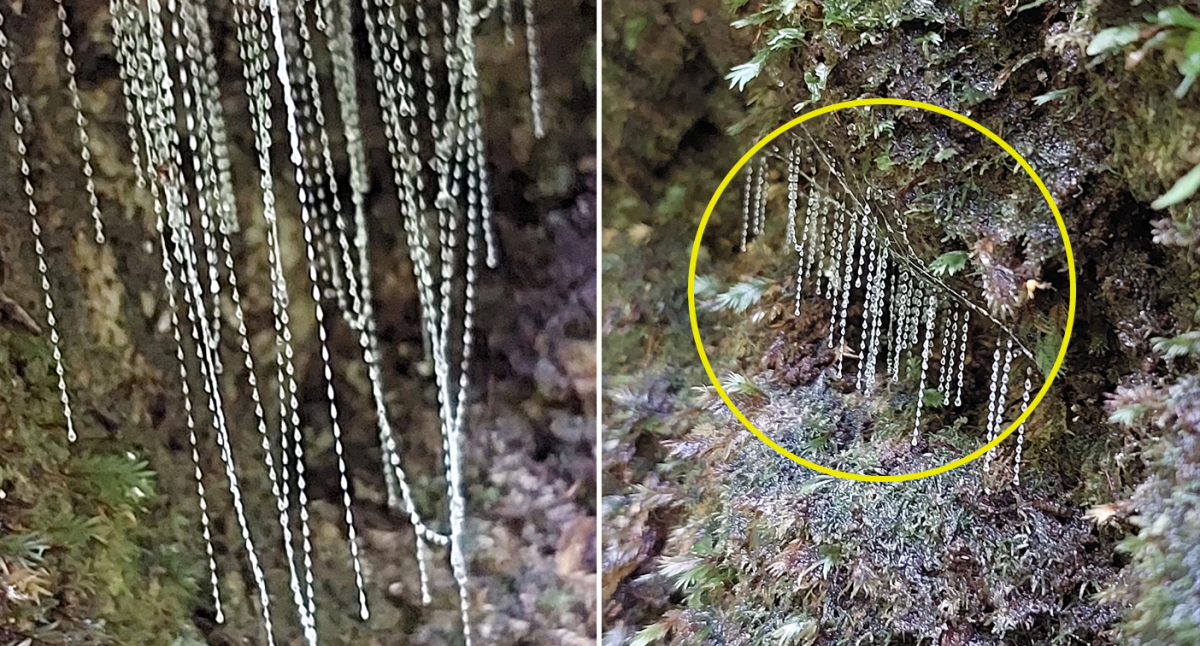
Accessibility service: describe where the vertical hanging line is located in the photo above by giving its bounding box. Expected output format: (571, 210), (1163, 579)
(996, 338), (1014, 457)
(52, 0), (106, 245)
(291, 0), (349, 318)
(911, 293), (936, 446)
(751, 157), (761, 238)
(173, 215), (279, 646)
(807, 190), (820, 288)
(167, 0), (240, 621)
(180, 0), (315, 639)
(523, 0), (544, 138)
(856, 223), (878, 390)
(785, 146), (797, 248)
(450, 4), (488, 641)
(359, 0), (432, 362)
(154, 198), (227, 623)
(364, 0), (441, 585)
(263, 0), (370, 620)
(834, 203), (857, 375)
(854, 225), (873, 388)
(888, 268), (910, 380)
(906, 279), (923, 361)
(793, 248), (805, 316)
(796, 168), (811, 260)
(110, 1), (145, 192)
(1013, 365), (1032, 486)
(433, 28), (469, 646)
(984, 336), (1003, 473)
(752, 156), (765, 243)
(853, 208), (869, 290)
(333, 1), (447, 608)
(811, 191), (827, 295)
(756, 156), (767, 237)
(361, 0), (486, 640)
(146, 10), (276, 646)
(194, 1), (238, 236)
(447, 2), (494, 639)
(143, 0), (278, 641)
(983, 337), (1003, 474)
(322, 0), (371, 331)
(826, 199), (845, 347)
(502, 0), (515, 45)
(456, 0), (501, 272)
(902, 279), (923, 379)
(995, 338), (1014, 461)
(0, 12), (77, 444)
(831, 198), (846, 305)
(983, 334), (1013, 475)
(954, 310), (969, 407)
(332, 0), (444, 551)
(937, 308), (955, 398)
(360, 0), (437, 535)
(897, 275), (912, 376)
(793, 183), (812, 316)
(882, 256), (897, 382)
(447, 4), (484, 640)
(761, 156), (769, 234)
(788, 149), (804, 313)
(109, 0), (224, 619)
(865, 238), (889, 390)
(740, 163), (751, 252)
(228, 0), (319, 635)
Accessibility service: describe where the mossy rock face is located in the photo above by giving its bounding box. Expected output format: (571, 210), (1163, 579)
(633, 379), (1120, 645)
(603, 1), (1200, 644)
(0, 327), (203, 645)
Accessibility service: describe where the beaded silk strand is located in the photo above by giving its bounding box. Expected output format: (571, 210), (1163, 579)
(108, 1), (223, 618)
(0, 11), (77, 444)
(229, 0), (319, 633)
(52, 0), (106, 244)
(523, 0), (544, 138)
(182, 0), (315, 639)
(145, 1), (276, 641)
(911, 293), (937, 446)
(263, 0), (370, 619)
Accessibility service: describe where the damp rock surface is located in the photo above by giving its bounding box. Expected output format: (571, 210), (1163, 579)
(603, 0), (1200, 644)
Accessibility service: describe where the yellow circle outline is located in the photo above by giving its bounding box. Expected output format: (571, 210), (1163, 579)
(687, 98), (1076, 482)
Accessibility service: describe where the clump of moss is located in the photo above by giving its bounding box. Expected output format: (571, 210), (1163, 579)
(1105, 375), (1200, 646)
(0, 328), (202, 645)
(626, 275), (1121, 644)
(1098, 197), (1200, 644)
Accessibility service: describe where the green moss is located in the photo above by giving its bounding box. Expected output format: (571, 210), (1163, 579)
(0, 328), (201, 645)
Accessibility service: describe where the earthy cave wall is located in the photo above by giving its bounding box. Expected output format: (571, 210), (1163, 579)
(0, 1), (596, 645)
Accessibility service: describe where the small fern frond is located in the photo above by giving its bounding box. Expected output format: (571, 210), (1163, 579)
(721, 371), (763, 397)
(694, 274), (723, 299)
(1108, 403), (1150, 427)
(629, 621), (669, 646)
(1152, 331), (1200, 358)
(726, 49), (770, 92)
(712, 278), (771, 313)
(928, 251), (968, 277)
(770, 615), (820, 646)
